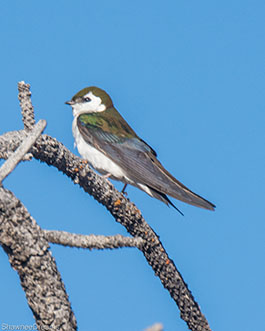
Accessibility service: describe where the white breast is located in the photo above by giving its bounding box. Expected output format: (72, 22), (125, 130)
(72, 118), (130, 182)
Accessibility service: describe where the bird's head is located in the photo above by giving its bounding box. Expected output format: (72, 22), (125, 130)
(65, 86), (113, 116)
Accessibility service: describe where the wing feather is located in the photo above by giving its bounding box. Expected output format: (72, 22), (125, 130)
(77, 116), (215, 210)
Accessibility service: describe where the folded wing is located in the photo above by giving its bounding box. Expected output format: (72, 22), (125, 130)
(77, 115), (215, 210)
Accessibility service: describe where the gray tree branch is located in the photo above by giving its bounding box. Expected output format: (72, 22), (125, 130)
(18, 81), (35, 130)
(0, 81), (212, 331)
(0, 120), (46, 183)
(0, 187), (77, 331)
(43, 230), (144, 250)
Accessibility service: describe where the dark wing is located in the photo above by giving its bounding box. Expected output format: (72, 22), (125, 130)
(77, 116), (215, 210)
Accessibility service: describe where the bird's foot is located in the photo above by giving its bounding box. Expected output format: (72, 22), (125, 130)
(102, 173), (111, 179)
(121, 184), (128, 195)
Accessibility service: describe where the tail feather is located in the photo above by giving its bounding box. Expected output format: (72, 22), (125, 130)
(146, 185), (184, 215)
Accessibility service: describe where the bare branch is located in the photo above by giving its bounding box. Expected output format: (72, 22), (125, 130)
(0, 130), (26, 160)
(0, 187), (77, 331)
(0, 129), (211, 331)
(18, 81), (35, 130)
(0, 120), (46, 183)
(0, 81), (212, 331)
(43, 230), (144, 250)
(37, 132), (213, 330)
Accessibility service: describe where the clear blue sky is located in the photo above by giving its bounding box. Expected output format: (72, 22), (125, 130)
(1, 1), (265, 330)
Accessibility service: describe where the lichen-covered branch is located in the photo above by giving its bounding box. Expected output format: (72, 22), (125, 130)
(0, 187), (77, 331)
(43, 230), (144, 250)
(18, 81), (35, 130)
(32, 135), (211, 331)
(0, 120), (46, 183)
(0, 81), (212, 331)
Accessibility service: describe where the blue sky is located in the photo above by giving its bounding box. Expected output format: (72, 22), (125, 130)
(1, 1), (265, 330)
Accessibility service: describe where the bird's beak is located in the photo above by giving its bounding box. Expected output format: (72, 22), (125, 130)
(65, 100), (74, 105)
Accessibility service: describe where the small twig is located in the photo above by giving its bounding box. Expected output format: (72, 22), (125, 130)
(0, 120), (46, 183)
(43, 230), (144, 250)
(18, 81), (35, 130)
(145, 323), (164, 331)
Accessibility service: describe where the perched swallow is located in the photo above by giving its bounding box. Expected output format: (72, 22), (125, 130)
(66, 86), (215, 213)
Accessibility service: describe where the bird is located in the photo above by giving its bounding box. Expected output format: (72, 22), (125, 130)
(66, 86), (215, 214)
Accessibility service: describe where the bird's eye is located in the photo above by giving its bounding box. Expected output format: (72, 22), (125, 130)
(84, 97), (91, 102)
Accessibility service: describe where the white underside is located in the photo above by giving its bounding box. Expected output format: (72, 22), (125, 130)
(72, 116), (155, 198)
(72, 118), (129, 181)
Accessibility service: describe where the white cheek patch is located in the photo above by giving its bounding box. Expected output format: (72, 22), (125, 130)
(83, 92), (106, 112)
(72, 91), (106, 117)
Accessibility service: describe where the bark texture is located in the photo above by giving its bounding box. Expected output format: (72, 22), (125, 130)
(0, 188), (77, 331)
